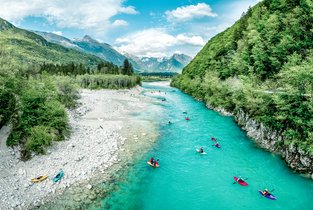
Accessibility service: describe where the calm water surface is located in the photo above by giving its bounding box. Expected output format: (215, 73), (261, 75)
(92, 82), (313, 210)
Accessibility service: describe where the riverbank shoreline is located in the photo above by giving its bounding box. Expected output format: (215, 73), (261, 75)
(204, 104), (313, 179)
(0, 86), (160, 210)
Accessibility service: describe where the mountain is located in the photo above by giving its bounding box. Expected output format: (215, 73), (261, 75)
(129, 53), (192, 73)
(155, 54), (192, 72)
(35, 32), (132, 67)
(0, 17), (102, 67)
(172, 1), (313, 169)
(34, 31), (192, 73)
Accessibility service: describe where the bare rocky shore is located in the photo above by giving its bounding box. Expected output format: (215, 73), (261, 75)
(0, 86), (160, 210)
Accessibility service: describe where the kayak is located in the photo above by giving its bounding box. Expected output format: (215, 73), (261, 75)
(147, 161), (159, 168)
(53, 170), (64, 183)
(196, 149), (207, 155)
(185, 117), (190, 121)
(214, 144), (221, 148)
(234, 176), (248, 186)
(31, 175), (48, 183)
(258, 190), (277, 200)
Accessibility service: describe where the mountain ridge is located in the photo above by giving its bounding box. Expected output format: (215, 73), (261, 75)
(0, 17), (103, 66)
(34, 31), (192, 72)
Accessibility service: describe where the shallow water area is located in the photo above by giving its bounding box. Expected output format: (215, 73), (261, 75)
(91, 82), (313, 210)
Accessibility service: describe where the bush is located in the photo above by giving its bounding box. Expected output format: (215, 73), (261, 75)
(25, 125), (55, 154)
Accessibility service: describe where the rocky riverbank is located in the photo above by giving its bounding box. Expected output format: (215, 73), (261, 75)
(235, 109), (313, 179)
(0, 86), (160, 210)
(206, 104), (313, 179)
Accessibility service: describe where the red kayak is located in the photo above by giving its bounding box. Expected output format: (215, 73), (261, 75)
(185, 117), (190, 121)
(234, 176), (248, 186)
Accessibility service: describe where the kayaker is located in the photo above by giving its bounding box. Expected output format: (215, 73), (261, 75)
(149, 157), (154, 164)
(262, 189), (269, 196)
(237, 176), (244, 182)
(199, 147), (204, 153)
(215, 143), (220, 147)
(152, 159), (158, 166)
(211, 137), (216, 141)
(168, 121), (172, 124)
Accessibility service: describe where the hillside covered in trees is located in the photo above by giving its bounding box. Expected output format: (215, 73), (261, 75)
(172, 0), (313, 154)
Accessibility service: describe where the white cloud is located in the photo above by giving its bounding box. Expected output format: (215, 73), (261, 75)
(52, 31), (62, 36)
(117, 6), (138, 14)
(0, 0), (138, 31)
(176, 34), (204, 46)
(112, 19), (128, 27)
(115, 28), (204, 57)
(165, 3), (217, 22)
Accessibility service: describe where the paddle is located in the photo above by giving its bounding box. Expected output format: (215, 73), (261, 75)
(233, 178), (248, 184)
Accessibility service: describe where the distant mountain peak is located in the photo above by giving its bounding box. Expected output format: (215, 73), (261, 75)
(0, 17), (15, 30)
(82, 35), (98, 43)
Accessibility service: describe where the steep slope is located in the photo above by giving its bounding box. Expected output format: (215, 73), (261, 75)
(36, 32), (143, 70)
(72, 35), (127, 66)
(0, 18), (102, 66)
(172, 0), (313, 174)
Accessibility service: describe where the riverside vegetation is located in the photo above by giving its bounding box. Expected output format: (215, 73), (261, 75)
(0, 17), (140, 159)
(172, 0), (313, 155)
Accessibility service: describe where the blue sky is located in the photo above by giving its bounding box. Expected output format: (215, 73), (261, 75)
(0, 0), (261, 57)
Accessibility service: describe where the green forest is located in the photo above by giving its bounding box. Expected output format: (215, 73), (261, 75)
(0, 18), (140, 159)
(172, 0), (313, 153)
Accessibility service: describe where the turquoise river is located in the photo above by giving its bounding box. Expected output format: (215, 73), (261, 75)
(92, 82), (313, 210)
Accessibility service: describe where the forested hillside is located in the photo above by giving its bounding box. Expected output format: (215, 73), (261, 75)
(172, 0), (313, 153)
(0, 18), (103, 67)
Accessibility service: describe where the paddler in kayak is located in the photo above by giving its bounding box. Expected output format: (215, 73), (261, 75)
(199, 147), (204, 153)
(214, 142), (221, 148)
(149, 157), (155, 164)
(237, 176), (244, 182)
(262, 189), (269, 196)
(153, 159), (159, 167)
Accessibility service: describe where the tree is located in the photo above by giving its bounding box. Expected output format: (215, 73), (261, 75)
(121, 59), (134, 76)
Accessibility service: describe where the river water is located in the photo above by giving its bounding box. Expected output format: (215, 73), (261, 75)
(91, 82), (313, 210)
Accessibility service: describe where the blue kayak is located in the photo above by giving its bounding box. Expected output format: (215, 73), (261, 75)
(258, 190), (277, 200)
(53, 170), (64, 183)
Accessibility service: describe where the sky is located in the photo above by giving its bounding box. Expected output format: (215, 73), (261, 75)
(0, 0), (261, 58)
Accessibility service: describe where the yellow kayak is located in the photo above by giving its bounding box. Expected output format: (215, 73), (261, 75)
(147, 161), (159, 168)
(31, 175), (48, 183)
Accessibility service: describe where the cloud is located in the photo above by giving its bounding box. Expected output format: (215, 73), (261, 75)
(165, 3), (217, 22)
(117, 6), (138, 14)
(176, 34), (204, 46)
(115, 28), (204, 57)
(112, 19), (128, 27)
(52, 31), (63, 36)
(0, 0), (138, 30)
